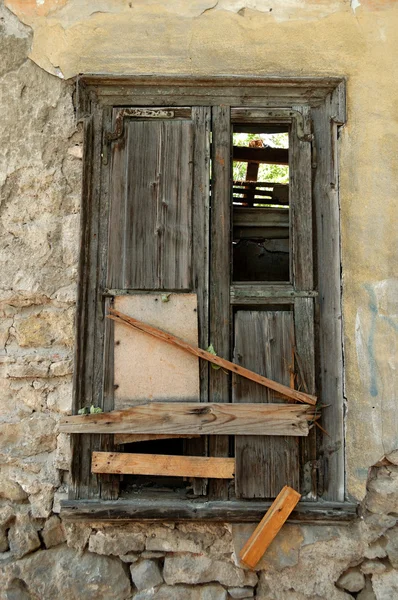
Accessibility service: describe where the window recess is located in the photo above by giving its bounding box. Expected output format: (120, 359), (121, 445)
(64, 76), (348, 521)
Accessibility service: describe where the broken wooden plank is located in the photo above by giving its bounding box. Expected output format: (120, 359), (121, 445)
(239, 486), (301, 569)
(60, 403), (314, 436)
(107, 309), (317, 406)
(114, 433), (200, 445)
(92, 452), (235, 479)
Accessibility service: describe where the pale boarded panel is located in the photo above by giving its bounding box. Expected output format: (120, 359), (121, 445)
(234, 311), (300, 499)
(114, 293), (199, 409)
(124, 119), (194, 290)
(92, 452), (235, 479)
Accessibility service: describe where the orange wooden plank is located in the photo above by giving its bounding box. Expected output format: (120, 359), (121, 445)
(92, 452), (235, 479)
(239, 485), (301, 569)
(108, 309), (316, 406)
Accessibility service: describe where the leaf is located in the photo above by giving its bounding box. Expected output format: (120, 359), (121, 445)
(78, 407), (89, 415)
(207, 343), (221, 370)
(161, 293), (171, 303)
(90, 405), (103, 414)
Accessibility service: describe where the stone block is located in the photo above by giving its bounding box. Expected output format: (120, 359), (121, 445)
(130, 559), (163, 591)
(0, 474), (28, 501)
(163, 555), (257, 588)
(120, 553), (139, 563)
(8, 359), (51, 379)
(52, 490), (68, 514)
(372, 569), (398, 600)
(88, 528), (145, 556)
(8, 545), (131, 600)
(65, 523), (92, 553)
(134, 584), (227, 600)
(364, 538), (387, 559)
(29, 483), (54, 518)
(360, 559), (387, 575)
(8, 514), (41, 559)
(366, 466), (398, 514)
(46, 380), (73, 414)
(49, 359), (73, 377)
(336, 567), (365, 592)
(0, 413), (57, 459)
(0, 503), (15, 528)
(42, 515), (66, 548)
(146, 527), (203, 554)
(385, 526), (398, 568)
(357, 577), (376, 600)
(14, 308), (74, 349)
(228, 587), (254, 598)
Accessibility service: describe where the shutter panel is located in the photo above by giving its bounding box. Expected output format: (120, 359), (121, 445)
(106, 106), (210, 495)
(233, 310), (299, 498)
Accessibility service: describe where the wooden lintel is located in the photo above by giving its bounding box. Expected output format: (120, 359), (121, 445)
(108, 309), (317, 405)
(60, 402), (313, 436)
(239, 486), (301, 569)
(92, 452), (235, 479)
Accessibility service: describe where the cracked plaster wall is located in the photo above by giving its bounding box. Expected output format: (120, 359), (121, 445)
(1, 0), (398, 598)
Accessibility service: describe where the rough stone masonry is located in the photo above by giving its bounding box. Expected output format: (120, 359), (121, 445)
(1, 2), (398, 599)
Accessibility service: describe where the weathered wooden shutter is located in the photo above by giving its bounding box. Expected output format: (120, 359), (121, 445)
(105, 106), (211, 494)
(231, 108), (316, 499)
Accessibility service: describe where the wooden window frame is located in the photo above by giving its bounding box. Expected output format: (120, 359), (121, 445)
(61, 75), (355, 523)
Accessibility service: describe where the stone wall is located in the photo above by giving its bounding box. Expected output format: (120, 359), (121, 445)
(1, 2), (398, 599)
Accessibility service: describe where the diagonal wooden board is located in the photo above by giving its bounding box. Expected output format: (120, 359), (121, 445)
(113, 294), (200, 410)
(60, 402), (314, 436)
(92, 452), (235, 478)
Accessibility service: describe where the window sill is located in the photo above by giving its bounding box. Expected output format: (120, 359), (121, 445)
(60, 497), (358, 524)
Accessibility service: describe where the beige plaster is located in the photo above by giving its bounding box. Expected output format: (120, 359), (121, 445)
(4, 0), (398, 501)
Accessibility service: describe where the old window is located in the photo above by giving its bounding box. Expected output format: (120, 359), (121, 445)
(62, 77), (352, 522)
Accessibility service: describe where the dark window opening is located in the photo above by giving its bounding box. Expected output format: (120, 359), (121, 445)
(232, 126), (290, 283)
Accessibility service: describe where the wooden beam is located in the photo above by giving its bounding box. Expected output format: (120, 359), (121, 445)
(92, 452), (235, 479)
(61, 497), (357, 523)
(60, 402), (313, 436)
(107, 309), (317, 406)
(239, 486), (301, 569)
(233, 146), (288, 165)
(114, 433), (200, 445)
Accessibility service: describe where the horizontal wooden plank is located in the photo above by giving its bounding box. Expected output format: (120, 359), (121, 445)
(239, 486), (301, 568)
(108, 309), (317, 405)
(92, 452), (235, 478)
(60, 498), (358, 523)
(233, 146), (288, 165)
(60, 402), (313, 436)
(231, 284), (317, 303)
(114, 433), (200, 445)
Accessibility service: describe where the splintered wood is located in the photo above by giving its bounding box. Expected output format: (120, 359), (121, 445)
(239, 486), (301, 569)
(60, 402), (314, 436)
(92, 452), (235, 479)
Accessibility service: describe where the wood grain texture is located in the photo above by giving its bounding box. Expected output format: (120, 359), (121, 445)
(239, 486), (301, 569)
(92, 452), (235, 479)
(61, 498), (357, 523)
(124, 118), (194, 290)
(234, 311), (300, 499)
(114, 433), (200, 445)
(209, 105), (232, 499)
(312, 96), (345, 501)
(60, 403), (313, 436)
(185, 106), (211, 495)
(108, 309), (316, 405)
(290, 105), (313, 291)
